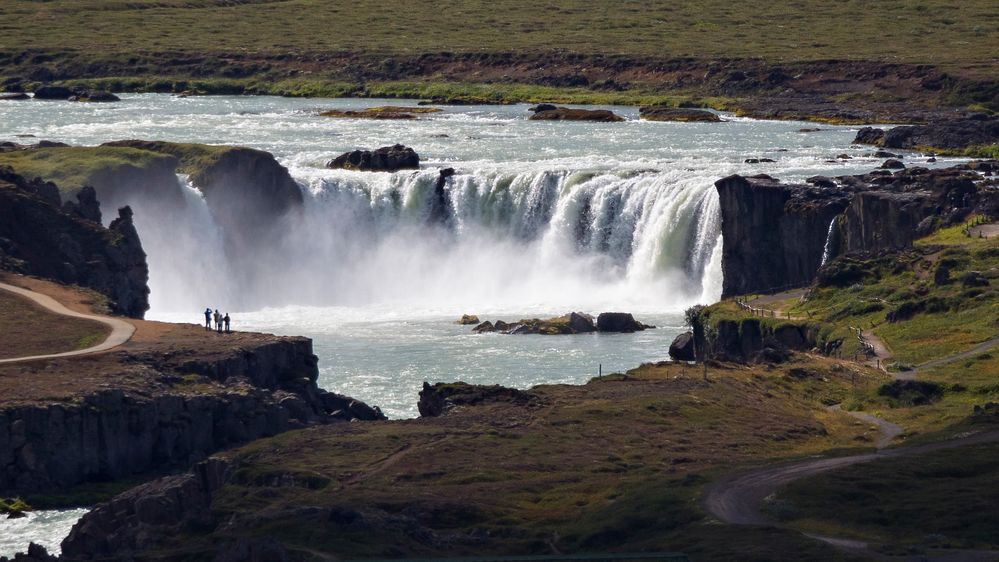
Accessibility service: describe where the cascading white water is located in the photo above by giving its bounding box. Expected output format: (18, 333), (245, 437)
(186, 167), (725, 313)
(819, 216), (839, 267)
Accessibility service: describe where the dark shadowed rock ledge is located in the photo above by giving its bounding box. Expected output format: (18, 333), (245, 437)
(716, 161), (999, 297)
(0, 332), (384, 496)
(0, 167), (149, 317)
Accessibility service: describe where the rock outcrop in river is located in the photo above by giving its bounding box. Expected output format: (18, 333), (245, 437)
(528, 105), (624, 122)
(716, 162), (999, 297)
(853, 116), (999, 152)
(0, 167), (149, 317)
(327, 144), (421, 172)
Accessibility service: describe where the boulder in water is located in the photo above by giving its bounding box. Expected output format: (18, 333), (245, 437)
(70, 90), (120, 103)
(457, 314), (480, 325)
(880, 159), (905, 170)
(529, 106), (624, 122)
(32, 85), (73, 100)
(327, 144), (420, 172)
(639, 107), (721, 122)
(596, 312), (653, 333)
(473, 321), (495, 333)
(669, 332), (696, 361)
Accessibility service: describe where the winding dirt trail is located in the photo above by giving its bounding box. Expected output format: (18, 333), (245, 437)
(704, 332), (999, 560)
(703, 428), (999, 528)
(0, 281), (135, 364)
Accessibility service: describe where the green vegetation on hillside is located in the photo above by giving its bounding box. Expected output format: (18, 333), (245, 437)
(0, 146), (175, 194)
(0, 0), (996, 69)
(776, 441), (999, 549)
(139, 358), (875, 560)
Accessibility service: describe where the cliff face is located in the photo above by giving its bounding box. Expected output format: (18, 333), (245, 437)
(715, 174), (848, 298)
(716, 163), (998, 297)
(841, 191), (933, 253)
(0, 167), (149, 317)
(101, 140), (304, 234)
(0, 336), (384, 496)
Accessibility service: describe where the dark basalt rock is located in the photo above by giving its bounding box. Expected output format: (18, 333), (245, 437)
(715, 174), (849, 297)
(0, 543), (57, 562)
(880, 158), (905, 169)
(0, 337), (384, 496)
(715, 163), (998, 297)
(418, 381), (534, 418)
(0, 166), (150, 317)
(70, 90), (120, 103)
(853, 118), (999, 151)
(430, 167), (455, 226)
(61, 458), (231, 560)
(668, 332), (696, 361)
(31, 85), (73, 100)
(328, 144), (420, 172)
(529, 106), (624, 122)
(596, 312), (652, 333)
(639, 107), (721, 122)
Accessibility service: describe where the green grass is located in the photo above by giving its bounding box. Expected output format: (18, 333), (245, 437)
(0, 0), (996, 70)
(0, 146), (175, 195)
(44, 75), (744, 108)
(136, 357), (879, 559)
(788, 245), (999, 365)
(776, 441), (999, 549)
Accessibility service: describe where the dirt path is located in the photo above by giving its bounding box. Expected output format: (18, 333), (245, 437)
(828, 405), (903, 450)
(744, 288), (808, 319)
(703, 428), (999, 526)
(0, 281), (135, 364)
(860, 329), (893, 372)
(968, 223), (999, 239)
(915, 336), (999, 374)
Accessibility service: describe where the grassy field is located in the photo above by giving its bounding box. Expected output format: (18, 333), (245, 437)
(0, 145), (176, 195)
(775, 441), (999, 549)
(0, 290), (110, 359)
(133, 357), (878, 560)
(1, 0), (996, 70)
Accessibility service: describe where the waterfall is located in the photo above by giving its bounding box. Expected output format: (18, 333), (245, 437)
(127, 176), (234, 312)
(140, 167), (725, 314)
(820, 216), (839, 267)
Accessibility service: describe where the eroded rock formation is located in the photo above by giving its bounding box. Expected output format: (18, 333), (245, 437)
(0, 167), (149, 317)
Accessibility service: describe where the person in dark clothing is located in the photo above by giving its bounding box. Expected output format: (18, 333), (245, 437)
(223, 313), (231, 333)
(214, 309), (222, 333)
(204, 307), (212, 331)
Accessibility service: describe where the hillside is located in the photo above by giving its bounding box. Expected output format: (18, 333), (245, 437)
(1, 0), (997, 115)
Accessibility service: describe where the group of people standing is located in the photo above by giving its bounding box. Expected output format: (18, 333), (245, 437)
(204, 308), (231, 333)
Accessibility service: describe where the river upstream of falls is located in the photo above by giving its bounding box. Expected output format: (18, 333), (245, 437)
(0, 94), (960, 556)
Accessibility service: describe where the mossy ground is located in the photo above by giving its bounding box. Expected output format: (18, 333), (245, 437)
(775, 440), (999, 550)
(0, 146), (175, 196)
(143, 356), (879, 560)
